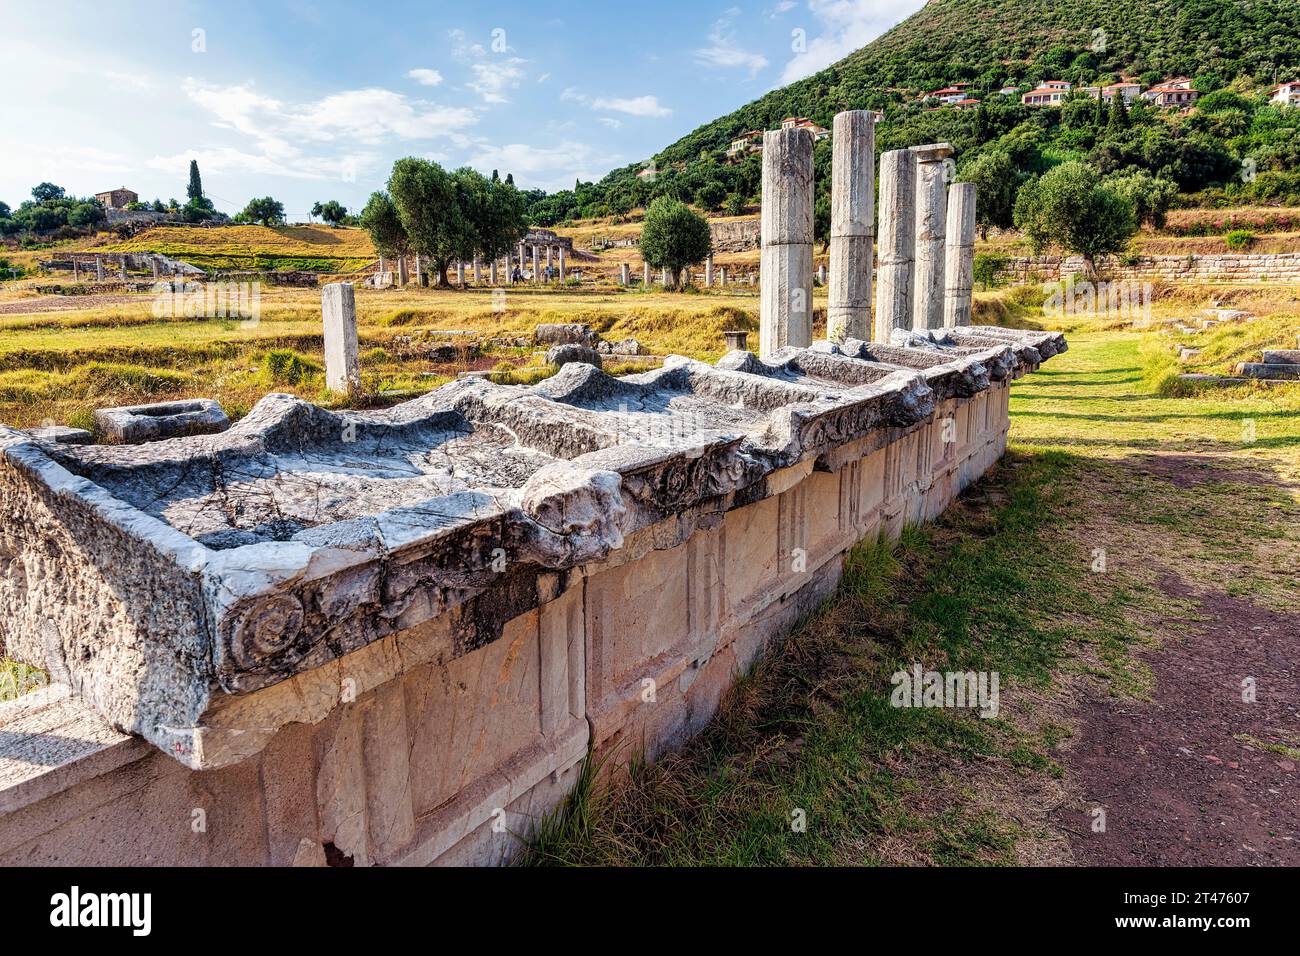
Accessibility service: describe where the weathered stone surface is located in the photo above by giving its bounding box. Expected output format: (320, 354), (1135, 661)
(546, 343), (603, 369)
(95, 398), (230, 444)
(322, 282), (360, 395)
(22, 425), (93, 445)
(0, 326), (1058, 771)
(534, 323), (597, 346)
(943, 182), (976, 328)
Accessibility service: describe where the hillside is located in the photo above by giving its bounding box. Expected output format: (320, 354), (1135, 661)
(655, 0), (1300, 167)
(524, 0), (1300, 227)
(85, 224), (376, 272)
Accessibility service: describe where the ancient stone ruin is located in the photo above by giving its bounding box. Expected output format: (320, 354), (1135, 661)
(0, 112), (1063, 866)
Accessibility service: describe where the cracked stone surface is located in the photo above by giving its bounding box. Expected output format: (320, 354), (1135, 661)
(0, 329), (1060, 766)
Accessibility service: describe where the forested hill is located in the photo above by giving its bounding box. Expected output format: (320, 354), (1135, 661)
(523, 0), (1300, 226)
(654, 0), (1297, 167)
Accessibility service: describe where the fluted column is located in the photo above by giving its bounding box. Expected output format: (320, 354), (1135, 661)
(759, 127), (814, 358)
(872, 148), (916, 341)
(911, 142), (954, 331)
(827, 110), (875, 343)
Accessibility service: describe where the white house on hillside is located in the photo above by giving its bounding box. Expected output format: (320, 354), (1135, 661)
(1272, 82), (1300, 106)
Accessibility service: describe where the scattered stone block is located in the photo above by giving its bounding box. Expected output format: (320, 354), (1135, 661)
(1233, 362), (1300, 380)
(534, 323), (596, 346)
(546, 343), (603, 369)
(94, 398), (230, 443)
(1261, 349), (1300, 365)
(22, 425), (93, 445)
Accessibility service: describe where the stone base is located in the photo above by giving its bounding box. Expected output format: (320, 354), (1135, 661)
(0, 384), (1012, 866)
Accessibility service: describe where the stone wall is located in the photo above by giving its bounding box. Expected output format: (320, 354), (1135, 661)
(999, 251), (1300, 284)
(0, 328), (1059, 866)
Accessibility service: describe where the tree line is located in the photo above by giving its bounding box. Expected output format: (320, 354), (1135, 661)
(359, 159), (530, 286)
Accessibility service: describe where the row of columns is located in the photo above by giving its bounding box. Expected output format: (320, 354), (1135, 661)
(70, 254), (176, 282)
(379, 245), (568, 286)
(612, 256), (753, 287)
(759, 121), (977, 358)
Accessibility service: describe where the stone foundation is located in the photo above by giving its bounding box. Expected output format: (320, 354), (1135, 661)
(0, 330), (1057, 866)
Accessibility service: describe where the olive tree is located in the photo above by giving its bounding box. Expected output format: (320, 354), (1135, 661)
(639, 196), (712, 289)
(1013, 162), (1136, 274)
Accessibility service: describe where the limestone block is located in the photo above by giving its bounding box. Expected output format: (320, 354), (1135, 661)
(95, 398), (229, 444)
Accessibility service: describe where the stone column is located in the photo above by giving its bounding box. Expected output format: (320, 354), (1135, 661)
(873, 148), (917, 342)
(474, 254), (482, 283)
(397, 255), (409, 286)
(120, 257), (128, 280)
(151, 257), (160, 280)
(661, 266), (671, 289)
(718, 266), (727, 286)
(546, 245), (553, 276)
(456, 260), (465, 286)
(379, 255), (386, 276)
(620, 263), (630, 285)
(557, 247), (566, 281)
(759, 127), (814, 357)
(705, 254), (714, 287)
(828, 110), (876, 344)
(414, 253), (422, 283)
(322, 282), (360, 395)
(532, 245), (540, 282)
(95, 256), (104, 281)
(643, 261), (651, 286)
(943, 182), (977, 328)
(490, 257), (498, 285)
(73, 259), (79, 281)
(911, 142), (954, 331)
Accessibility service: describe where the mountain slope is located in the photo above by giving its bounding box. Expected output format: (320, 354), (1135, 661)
(654, 0), (1299, 167)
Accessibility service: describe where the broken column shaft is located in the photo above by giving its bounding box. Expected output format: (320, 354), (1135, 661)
(911, 142), (954, 331)
(943, 182), (977, 328)
(759, 127), (814, 358)
(827, 110), (875, 343)
(322, 282), (360, 395)
(873, 148), (916, 342)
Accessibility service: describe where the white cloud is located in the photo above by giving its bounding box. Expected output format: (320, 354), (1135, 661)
(592, 94), (671, 117)
(468, 139), (618, 192)
(564, 88), (671, 118)
(598, 117), (622, 129)
(695, 7), (769, 78)
(781, 0), (925, 83)
(467, 59), (526, 104)
(407, 68), (444, 86)
(537, 72), (552, 84)
(771, 0), (796, 14)
(182, 79), (477, 148)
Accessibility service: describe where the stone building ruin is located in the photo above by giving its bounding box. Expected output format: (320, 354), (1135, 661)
(0, 112), (1062, 866)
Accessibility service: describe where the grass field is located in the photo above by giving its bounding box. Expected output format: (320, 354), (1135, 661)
(525, 329), (1299, 865)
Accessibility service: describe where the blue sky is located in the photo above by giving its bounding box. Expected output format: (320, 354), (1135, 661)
(1, 0), (924, 220)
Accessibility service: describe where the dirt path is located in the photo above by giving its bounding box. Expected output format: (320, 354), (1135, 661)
(1061, 530), (1300, 865)
(1016, 336), (1300, 866)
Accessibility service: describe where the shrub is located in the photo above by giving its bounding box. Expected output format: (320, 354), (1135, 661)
(1224, 229), (1255, 250)
(972, 252), (1009, 290)
(261, 348), (321, 385)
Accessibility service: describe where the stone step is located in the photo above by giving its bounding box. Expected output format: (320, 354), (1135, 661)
(1233, 362), (1300, 380)
(1261, 349), (1300, 365)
